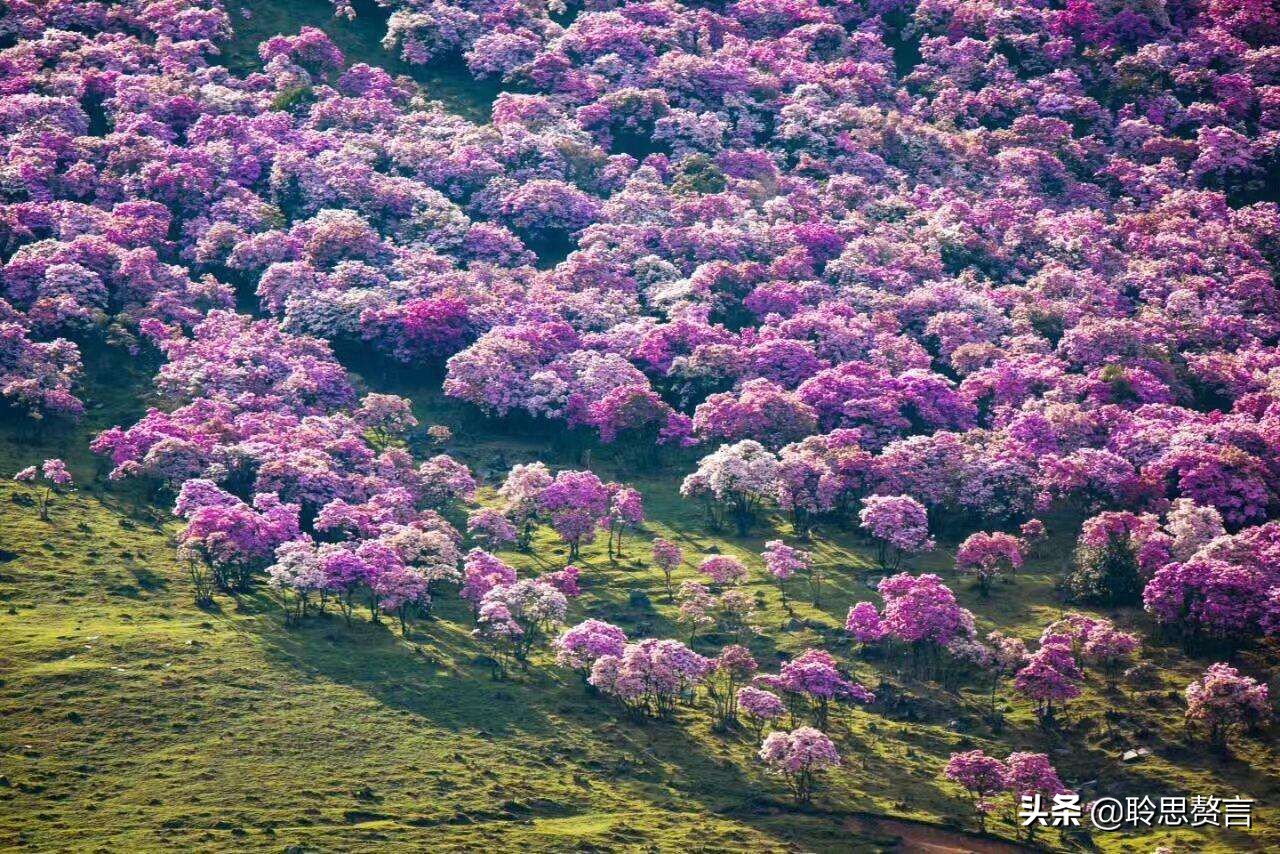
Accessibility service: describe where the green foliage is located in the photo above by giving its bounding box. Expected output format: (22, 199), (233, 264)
(1068, 539), (1144, 606)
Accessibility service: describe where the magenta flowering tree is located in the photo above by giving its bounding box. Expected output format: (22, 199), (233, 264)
(498, 462), (552, 550)
(589, 638), (711, 719)
(705, 644), (758, 730)
(1184, 663), (1271, 753)
(1004, 752), (1066, 841)
(757, 649), (874, 731)
(460, 548), (518, 612)
(474, 579), (568, 671)
(759, 727), (840, 806)
(858, 495), (934, 572)
(762, 540), (814, 605)
(943, 750), (1008, 833)
(175, 480), (301, 593)
(692, 379), (818, 449)
(698, 554), (747, 587)
(13, 459), (74, 521)
(872, 573), (978, 677)
(651, 537), (683, 600)
(542, 565), (581, 598)
(738, 686), (786, 738)
(554, 619), (628, 683)
(1143, 556), (1276, 647)
(536, 469), (612, 559)
(1014, 633), (1084, 727)
(604, 486), (644, 559)
(954, 531), (1024, 595)
(466, 508), (518, 550)
(844, 602), (887, 648)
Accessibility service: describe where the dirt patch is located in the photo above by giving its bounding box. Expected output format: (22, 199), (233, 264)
(845, 815), (1032, 853)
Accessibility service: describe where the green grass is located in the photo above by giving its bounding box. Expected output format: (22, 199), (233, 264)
(1, 350), (1277, 852)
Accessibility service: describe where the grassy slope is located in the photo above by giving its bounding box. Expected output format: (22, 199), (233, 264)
(1, 353), (1277, 852)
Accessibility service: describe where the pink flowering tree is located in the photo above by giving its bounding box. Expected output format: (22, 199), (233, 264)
(466, 508), (518, 550)
(955, 531), (1025, 595)
(536, 469), (612, 559)
(605, 486), (644, 559)
(763, 540), (817, 606)
(460, 549), (518, 612)
(738, 686), (786, 738)
(498, 463), (553, 550)
(705, 644), (758, 731)
(759, 727), (840, 806)
(13, 459), (73, 521)
(858, 495), (935, 572)
(652, 537), (683, 600)
(474, 579), (568, 673)
(874, 573), (977, 678)
(1003, 753), (1066, 841)
(554, 619), (628, 684)
(1014, 633), (1084, 727)
(757, 649), (874, 731)
(943, 750), (1008, 832)
(1185, 663), (1271, 753)
(698, 554), (747, 587)
(681, 440), (779, 536)
(589, 638), (711, 719)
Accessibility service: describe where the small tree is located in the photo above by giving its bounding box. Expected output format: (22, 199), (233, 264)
(14, 459), (74, 521)
(652, 538), (683, 600)
(606, 486), (644, 558)
(955, 531), (1024, 595)
(705, 645), (758, 730)
(944, 750), (1008, 833)
(738, 686), (785, 739)
(858, 495), (934, 572)
(1003, 752), (1066, 841)
(759, 727), (840, 806)
(763, 540), (811, 605)
(1185, 663), (1271, 753)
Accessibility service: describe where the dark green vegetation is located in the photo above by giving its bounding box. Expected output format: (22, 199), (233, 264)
(2, 346), (1277, 852)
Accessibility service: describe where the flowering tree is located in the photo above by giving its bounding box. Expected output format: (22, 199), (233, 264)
(652, 537), (683, 599)
(589, 638), (711, 719)
(536, 469), (612, 559)
(698, 555), (747, 587)
(605, 486), (644, 559)
(762, 540), (816, 605)
(704, 645), (758, 731)
(498, 463), (552, 550)
(475, 579), (568, 671)
(1184, 664), (1271, 753)
(738, 687), (786, 738)
(955, 532), (1024, 595)
(757, 649), (873, 731)
(1014, 633), (1084, 727)
(759, 727), (840, 806)
(943, 750), (1008, 832)
(460, 549), (518, 611)
(858, 495), (934, 571)
(681, 441), (778, 535)
(14, 459), (73, 521)
(466, 508), (518, 550)
(1003, 753), (1066, 840)
(554, 619), (628, 683)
